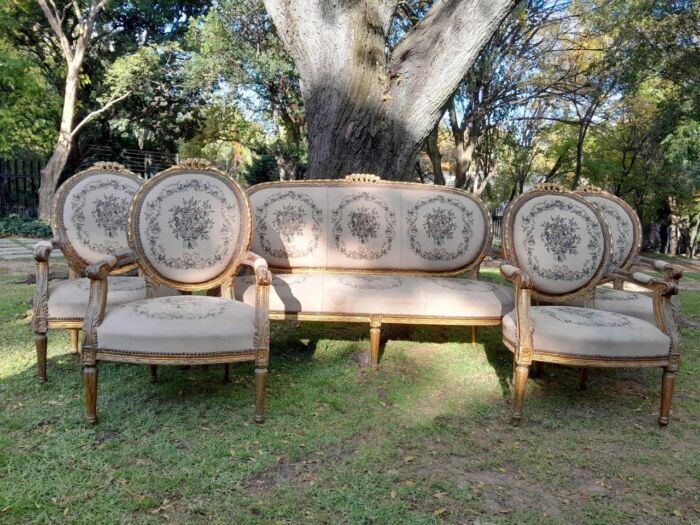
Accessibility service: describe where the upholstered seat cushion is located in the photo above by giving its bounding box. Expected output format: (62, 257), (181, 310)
(47, 276), (170, 320)
(563, 287), (656, 325)
(96, 296), (256, 355)
(502, 306), (670, 359)
(235, 273), (514, 318)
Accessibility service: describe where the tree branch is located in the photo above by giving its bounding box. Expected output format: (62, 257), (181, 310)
(388, 0), (519, 142)
(70, 91), (131, 138)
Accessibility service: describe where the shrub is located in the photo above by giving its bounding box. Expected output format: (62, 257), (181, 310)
(0, 214), (52, 238)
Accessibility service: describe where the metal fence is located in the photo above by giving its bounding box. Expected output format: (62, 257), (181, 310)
(79, 145), (177, 179)
(0, 158), (42, 218)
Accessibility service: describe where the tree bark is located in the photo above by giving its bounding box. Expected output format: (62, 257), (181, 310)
(424, 126), (445, 185)
(38, 67), (79, 221)
(263, 0), (518, 180)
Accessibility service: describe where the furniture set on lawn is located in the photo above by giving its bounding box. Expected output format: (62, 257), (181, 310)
(32, 160), (683, 426)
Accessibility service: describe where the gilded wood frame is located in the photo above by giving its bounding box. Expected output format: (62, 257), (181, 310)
(243, 174), (501, 368)
(499, 188), (681, 426)
(81, 159), (271, 424)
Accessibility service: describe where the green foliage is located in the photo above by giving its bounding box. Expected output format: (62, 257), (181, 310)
(0, 214), (52, 238)
(0, 39), (60, 156)
(242, 153), (279, 186)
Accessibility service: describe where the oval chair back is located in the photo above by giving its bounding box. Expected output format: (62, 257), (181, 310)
(502, 185), (611, 303)
(52, 162), (142, 273)
(127, 159), (253, 292)
(577, 187), (642, 272)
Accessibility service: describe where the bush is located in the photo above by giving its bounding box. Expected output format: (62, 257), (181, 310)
(0, 214), (52, 238)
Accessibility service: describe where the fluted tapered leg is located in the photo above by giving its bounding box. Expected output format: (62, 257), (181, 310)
(659, 368), (676, 426)
(370, 319), (381, 370)
(254, 368), (268, 423)
(84, 363), (98, 425)
(512, 364), (530, 425)
(70, 329), (80, 354)
(36, 333), (47, 383)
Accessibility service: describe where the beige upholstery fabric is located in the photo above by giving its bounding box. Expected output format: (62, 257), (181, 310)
(562, 287), (656, 325)
(47, 276), (174, 320)
(59, 173), (141, 264)
(136, 173), (243, 283)
(96, 296), (255, 354)
(582, 194), (636, 268)
(235, 273), (513, 318)
(248, 184), (488, 272)
(511, 195), (605, 295)
(502, 306), (669, 358)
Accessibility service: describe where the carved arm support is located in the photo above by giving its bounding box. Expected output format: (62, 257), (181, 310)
(636, 256), (683, 283)
(81, 256), (116, 361)
(32, 240), (58, 333)
(241, 251), (272, 368)
(500, 263), (534, 365)
(607, 268), (679, 343)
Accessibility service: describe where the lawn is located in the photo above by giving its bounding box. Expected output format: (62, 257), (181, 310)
(0, 259), (698, 524)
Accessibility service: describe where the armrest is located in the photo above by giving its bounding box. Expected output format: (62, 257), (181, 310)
(241, 251), (271, 371)
(241, 251), (272, 286)
(81, 258), (114, 351)
(107, 250), (138, 275)
(636, 256), (683, 282)
(32, 240), (56, 334)
(500, 263), (533, 289)
(606, 268), (678, 297)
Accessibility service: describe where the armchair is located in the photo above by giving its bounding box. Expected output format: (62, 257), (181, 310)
(576, 187), (683, 325)
(81, 159), (271, 424)
(33, 162), (153, 383)
(500, 186), (681, 426)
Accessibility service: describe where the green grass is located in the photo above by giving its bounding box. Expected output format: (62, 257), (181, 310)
(0, 264), (699, 524)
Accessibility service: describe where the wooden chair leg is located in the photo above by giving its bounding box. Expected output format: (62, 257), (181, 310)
(36, 333), (47, 383)
(150, 365), (158, 384)
(512, 364), (530, 425)
(471, 326), (478, 344)
(70, 329), (80, 354)
(223, 363), (231, 384)
(659, 368), (676, 426)
(579, 368), (589, 390)
(254, 367), (268, 423)
(370, 318), (381, 370)
(84, 362), (98, 425)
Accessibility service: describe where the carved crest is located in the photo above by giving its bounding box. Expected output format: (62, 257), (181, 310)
(534, 183), (566, 193)
(86, 162), (129, 173)
(344, 173), (382, 183)
(578, 186), (605, 194)
(176, 158), (216, 170)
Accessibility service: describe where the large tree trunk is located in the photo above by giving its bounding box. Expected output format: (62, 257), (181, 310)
(38, 68), (79, 221)
(264, 0), (518, 180)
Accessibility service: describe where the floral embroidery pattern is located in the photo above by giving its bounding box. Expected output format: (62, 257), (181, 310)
(519, 198), (603, 283)
(332, 192), (396, 260)
(424, 208), (457, 246)
(168, 197), (214, 249)
(596, 288), (642, 302)
(272, 204), (307, 242)
(595, 200), (633, 267)
(348, 206), (380, 244)
(540, 215), (581, 262)
(256, 191), (323, 259)
(69, 177), (139, 256)
(539, 306), (632, 327)
(337, 275), (402, 289)
(133, 296), (227, 320)
(143, 178), (238, 270)
(408, 195), (475, 261)
(68, 276), (145, 292)
(431, 278), (499, 293)
(92, 194), (130, 238)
